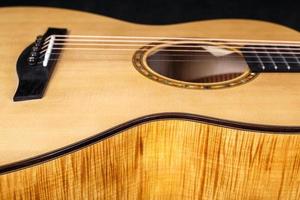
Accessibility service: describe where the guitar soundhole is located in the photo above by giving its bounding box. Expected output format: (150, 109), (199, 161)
(133, 42), (257, 89)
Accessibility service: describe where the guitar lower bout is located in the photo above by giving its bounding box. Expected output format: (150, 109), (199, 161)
(1, 113), (300, 199)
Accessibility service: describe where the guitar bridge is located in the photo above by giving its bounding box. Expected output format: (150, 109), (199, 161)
(13, 28), (68, 102)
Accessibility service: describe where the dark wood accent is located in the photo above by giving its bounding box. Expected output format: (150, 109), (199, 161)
(0, 112), (300, 175)
(14, 28), (68, 101)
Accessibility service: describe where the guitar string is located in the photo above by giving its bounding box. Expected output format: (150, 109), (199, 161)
(48, 34), (300, 46)
(41, 51), (300, 63)
(40, 42), (300, 52)
(47, 38), (300, 46)
(41, 36), (300, 51)
(38, 47), (300, 58)
(40, 40), (300, 52)
(43, 49), (300, 65)
(46, 57), (300, 64)
(43, 48), (300, 64)
(43, 52), (300, 59)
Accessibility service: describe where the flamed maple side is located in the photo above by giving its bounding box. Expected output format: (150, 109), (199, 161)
(0, 7), (300, 199)
(1, 119), (300, 199)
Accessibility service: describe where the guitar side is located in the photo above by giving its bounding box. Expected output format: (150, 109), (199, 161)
(1, 118), (300, 199)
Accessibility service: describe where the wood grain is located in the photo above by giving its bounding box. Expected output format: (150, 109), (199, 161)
(1, 119), (300, 199)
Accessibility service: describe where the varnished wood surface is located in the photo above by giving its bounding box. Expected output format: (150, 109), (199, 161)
(0, 7), (300, 165)
(1, 120), (300, 199)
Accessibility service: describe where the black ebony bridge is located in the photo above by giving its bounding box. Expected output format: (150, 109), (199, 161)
(13, 28), (67, 102)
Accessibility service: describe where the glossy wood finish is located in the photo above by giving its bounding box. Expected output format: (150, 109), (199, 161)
(1, 7), (300, 166)
(1, 120), (300, 199)
(1, 6), (300, 199)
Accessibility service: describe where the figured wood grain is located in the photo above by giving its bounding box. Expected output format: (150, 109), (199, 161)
(1, 120), (300, 199)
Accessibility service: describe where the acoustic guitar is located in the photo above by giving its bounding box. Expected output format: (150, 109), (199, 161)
(1, 6), (300, 199)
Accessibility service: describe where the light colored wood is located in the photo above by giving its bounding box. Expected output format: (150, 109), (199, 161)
(1, 120), (300, 199)
(0, 7), (300, 165)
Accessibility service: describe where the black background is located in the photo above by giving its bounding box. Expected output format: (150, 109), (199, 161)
(0, 0), (299, 30)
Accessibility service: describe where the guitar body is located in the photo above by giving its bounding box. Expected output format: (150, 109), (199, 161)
(1, 7), (300, 199)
